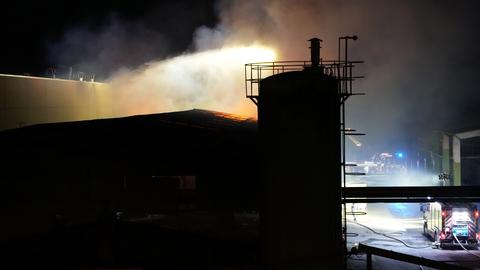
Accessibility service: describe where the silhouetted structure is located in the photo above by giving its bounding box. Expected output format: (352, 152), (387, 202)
(1, 37), (368, 270)
(0, 109), (260, 269)
(245, 38), (363, 270)
(259, 66), (341, 269)
(309, 37), (322, 67)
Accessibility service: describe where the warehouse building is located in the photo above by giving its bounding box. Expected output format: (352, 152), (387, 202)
(0, 74), (113, 130)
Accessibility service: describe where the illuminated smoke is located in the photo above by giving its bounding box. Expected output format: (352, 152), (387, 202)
(50, 0), (480, 155)
(109, 46), (276, 117)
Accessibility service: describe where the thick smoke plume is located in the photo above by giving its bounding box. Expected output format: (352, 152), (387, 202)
(50, 0), (480, 156)
(109, 46), (275, 117)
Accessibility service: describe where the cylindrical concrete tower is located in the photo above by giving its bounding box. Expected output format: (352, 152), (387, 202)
(258, 63), (342, 268)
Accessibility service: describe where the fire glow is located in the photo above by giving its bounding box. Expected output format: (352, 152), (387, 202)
(109, 45), (276, 118)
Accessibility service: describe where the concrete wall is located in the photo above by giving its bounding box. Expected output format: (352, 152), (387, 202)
(0, 74), (114, 130)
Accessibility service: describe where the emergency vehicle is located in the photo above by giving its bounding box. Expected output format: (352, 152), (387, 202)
(421, 202), (480, 249)
(347, 152), (407, 175)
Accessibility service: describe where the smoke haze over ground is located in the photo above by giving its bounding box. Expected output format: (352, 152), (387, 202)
(46, 0), (480, 155)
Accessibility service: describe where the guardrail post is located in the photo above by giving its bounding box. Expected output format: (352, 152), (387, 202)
(366, 253), (372, 270)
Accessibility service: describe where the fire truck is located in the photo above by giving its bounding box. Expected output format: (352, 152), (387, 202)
(421, 202), (480, 249)
(347, 152), (407, 175)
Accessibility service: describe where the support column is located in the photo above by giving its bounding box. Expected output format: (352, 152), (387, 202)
(441, 134), (450, 184)
(366, 253), (372, 270)
(452, 136), (461, 186)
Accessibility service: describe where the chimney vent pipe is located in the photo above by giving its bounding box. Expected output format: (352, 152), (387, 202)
(309, 37), (322, 67)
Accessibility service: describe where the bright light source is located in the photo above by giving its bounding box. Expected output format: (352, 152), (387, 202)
(452, 209), (470, 222)
(395, 152), (404, 158)
(109, 44), (276, 117)
(229, 46), (277, 63)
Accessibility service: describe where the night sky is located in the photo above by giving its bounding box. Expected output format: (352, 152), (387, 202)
(1, 0), (217, 76)
(2, 0), (480, 155)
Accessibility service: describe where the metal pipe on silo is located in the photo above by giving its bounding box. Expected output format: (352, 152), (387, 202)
(309, 38), (322, 67)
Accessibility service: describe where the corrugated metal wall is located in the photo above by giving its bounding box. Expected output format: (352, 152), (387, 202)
(0, 74), (114, 130)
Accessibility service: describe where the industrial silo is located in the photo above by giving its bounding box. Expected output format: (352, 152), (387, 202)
(247, 38), (358, 270)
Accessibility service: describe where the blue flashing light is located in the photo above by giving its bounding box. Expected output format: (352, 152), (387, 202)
(395, 152), (404, 158)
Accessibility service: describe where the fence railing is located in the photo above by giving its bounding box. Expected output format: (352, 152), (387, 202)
(244, 60), (363, 100)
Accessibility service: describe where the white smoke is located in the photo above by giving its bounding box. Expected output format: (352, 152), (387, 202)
(108, 45), (276, 117)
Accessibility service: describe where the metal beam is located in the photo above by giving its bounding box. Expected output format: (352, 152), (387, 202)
(343, 186), (480, 203)
(344, 198), (480, 203)
(456, 129), (480, 140)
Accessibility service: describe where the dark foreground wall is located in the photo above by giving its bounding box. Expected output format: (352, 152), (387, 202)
(0, 109), (259, 243)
